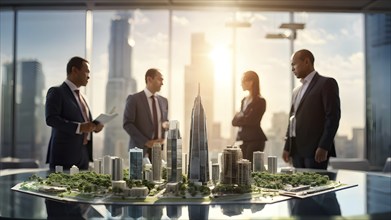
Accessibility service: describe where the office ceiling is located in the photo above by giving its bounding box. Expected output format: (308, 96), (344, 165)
(1, 0), (390, 12)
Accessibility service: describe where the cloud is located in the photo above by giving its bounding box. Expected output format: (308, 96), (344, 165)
(0, 53), (12, 64)
(148, 32), (168, 46)
(296, 12), (309, 20)
(236, 12), (267, 23)
(252, 13), (267, 22)
(317, 52), (364, 81)
(173, 15), (189, 26)
(298, 28), (336, 45)
(133, 9), (149, 25)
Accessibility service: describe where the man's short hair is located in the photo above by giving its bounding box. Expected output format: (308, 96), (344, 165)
(66, 56), (88, 75)
(145, 68), (160, 83)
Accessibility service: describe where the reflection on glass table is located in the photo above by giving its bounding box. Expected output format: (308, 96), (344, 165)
(1, 169), (390, 219)
(288, 192), (341, 217)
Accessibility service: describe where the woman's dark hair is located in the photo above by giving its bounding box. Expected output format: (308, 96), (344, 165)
(66, 56), (88, 75)
(243, 70), (261, 98)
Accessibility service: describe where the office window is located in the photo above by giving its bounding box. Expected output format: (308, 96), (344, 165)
(91, 10), (169, 159)
(0, 10), (14, 158)
(13, 11), (85, 165)
(1, 9), (365, 167)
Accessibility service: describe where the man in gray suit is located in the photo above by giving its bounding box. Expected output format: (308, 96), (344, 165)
(123, 68), (169, 160)
(282, 49), (341, 169)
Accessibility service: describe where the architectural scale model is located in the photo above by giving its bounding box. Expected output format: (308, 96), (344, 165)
(12, 91), (356, 205)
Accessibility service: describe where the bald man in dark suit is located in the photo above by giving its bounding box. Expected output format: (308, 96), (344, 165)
(283, 49), (341, 169)
(123, 68), (169, 160)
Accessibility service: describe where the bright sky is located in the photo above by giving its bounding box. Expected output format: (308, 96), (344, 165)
(0, 10), (364, 141)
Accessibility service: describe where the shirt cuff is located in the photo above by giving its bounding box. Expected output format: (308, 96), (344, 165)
(76, 123), (82, 134)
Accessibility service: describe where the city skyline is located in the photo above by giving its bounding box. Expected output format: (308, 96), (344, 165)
(1, 11), (365, 163)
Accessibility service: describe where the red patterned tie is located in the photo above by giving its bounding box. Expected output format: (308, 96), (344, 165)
(75, 90), (89, 145)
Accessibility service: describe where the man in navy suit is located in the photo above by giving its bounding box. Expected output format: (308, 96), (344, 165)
(46, 57), (104, 170)
(282, 49), (341, 169)
(123, 68), (169, 160)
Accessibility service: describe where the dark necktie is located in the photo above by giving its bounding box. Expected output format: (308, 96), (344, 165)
(151, 95), (159, 139)
(75, 90), (89, 145)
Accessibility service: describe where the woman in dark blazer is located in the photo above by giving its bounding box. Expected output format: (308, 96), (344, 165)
(232, 70), (267, 165)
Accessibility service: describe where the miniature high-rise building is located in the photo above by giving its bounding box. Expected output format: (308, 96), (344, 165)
(143, 163), (153, 181)
(111, 157), (123, 181)
(237, 159), (251, 186)
(129, 147), (143, 180)
(70, 165), (79, 175)
(187, 86), (210, 184)
(253, 151), (266, 172)
(211, 163), (220, 184)
(221, 145), (243, 184)
(182, 153), (188, 176)
(103, 155), (112, 175)
(167, 120), (183, 183)
(93, 159), (102, 174)
(152, 143), (162, 182)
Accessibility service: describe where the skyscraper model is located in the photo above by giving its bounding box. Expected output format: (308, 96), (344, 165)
(187, 85), (210, 184)
(152, 143), (162, 182)
(166, 120), (183, 183)
(129, 147), (143, 180)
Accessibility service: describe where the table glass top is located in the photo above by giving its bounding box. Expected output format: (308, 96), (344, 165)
(1, 169), (390, 219)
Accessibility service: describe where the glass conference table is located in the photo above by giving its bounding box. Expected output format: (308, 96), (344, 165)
(1, 168), (390, 219)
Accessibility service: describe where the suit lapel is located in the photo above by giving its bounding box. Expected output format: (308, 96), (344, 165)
(297, 72), (319, 112)
(240, 99), (245, 112)
(243, 97), (256, 114)
(141, 91), (154, 125)
(62, 82), (88, 120)
(156, 95), (164, 122)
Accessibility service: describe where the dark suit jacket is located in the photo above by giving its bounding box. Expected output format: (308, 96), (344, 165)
(45, 82), (93, 169)
(284, 72), (340, 158)
(232, 96), (267, 142)
(123, 90), (169, 149)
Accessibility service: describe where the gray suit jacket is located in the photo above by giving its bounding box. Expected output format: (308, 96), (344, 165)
(284, 72), (340, 158)
(123, 90), (168, 149)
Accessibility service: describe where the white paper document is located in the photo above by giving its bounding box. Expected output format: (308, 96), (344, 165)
(94, 113), (118, 124)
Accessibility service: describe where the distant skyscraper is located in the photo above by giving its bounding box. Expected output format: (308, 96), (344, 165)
(187, 87), (210, 184)
(104, 12), (137, 158)
(1, 63), (14, 157)
(129, 147), (143, 180)
(365, 13), (391, 169)
(352, 128), (365, 158)
(264, 111), (288, 161)
(270, 112), (289, 140)
(2, 60), (47, 162)
(184, 33), (215, 154)
(166, 120), (183, 183)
